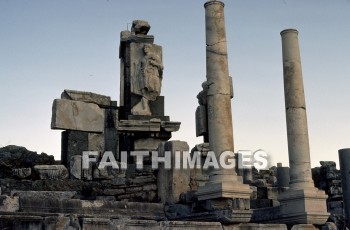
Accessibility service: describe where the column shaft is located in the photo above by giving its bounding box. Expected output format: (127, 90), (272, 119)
(281, 29), (314, 189)
(205, 0), (236, 183)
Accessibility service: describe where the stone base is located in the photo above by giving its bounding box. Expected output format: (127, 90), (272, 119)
(196, 181), (251, 200)
(278, 188), (329, 225)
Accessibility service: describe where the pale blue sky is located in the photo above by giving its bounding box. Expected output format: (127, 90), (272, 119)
(0, 0), (349, 168)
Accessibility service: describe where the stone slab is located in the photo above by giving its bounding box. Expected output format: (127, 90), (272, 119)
(223, 223), (287, 230)
(0, 195), (19, 212)
(51, 99), (104, 132)
(33, 165), (69, 180)
(61, 89), (111, 107)
(157, 141), (190, 204)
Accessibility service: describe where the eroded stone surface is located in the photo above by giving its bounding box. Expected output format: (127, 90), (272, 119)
(51, 99), (104, 132)
(61, 89), (111, 107)
(33, 165), (69, 180)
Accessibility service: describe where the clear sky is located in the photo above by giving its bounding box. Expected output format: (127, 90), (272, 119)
(1, 0), (349, 168)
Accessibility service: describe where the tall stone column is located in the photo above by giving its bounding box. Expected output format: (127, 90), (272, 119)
(338, 148), (350, 228)
(281, 29), (314, 190)
(277, 29), (328, 225)
(196, 0), (251, 202)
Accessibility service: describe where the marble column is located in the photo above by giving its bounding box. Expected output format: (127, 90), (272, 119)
(196, 0), (251, 201)
(281, 29), (314, 190)
(277, 29), (328, 225)
(338, 148), (350, 228)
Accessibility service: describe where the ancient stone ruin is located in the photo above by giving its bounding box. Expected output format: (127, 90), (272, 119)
(0, 1), (349, 229)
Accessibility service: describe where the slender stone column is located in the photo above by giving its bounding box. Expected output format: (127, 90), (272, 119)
(277, 29), (328, 225)
(196, 0), (251, 201)
(281, 29), (314, 190)
(338, 148), (350, 228)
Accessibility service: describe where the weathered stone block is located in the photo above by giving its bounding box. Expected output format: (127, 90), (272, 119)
(61, 131), (104, 176)
(250, 199), (272, 209)
(33, 165), (68, 179)
(103, 189), (125, 196)
(160, 221), (222, 229)
(11, 191), (77, 200)
(12, 168), (31, 179)
(81, 218), (110, 230)
(51, 99), (104, 132)
(224, 223), (288, 230)
(196, 105), (207, 137)
(157, 141), (190, 204)
(291, 224), (318, 230)
(111, 219), (160, 229)
(134, 138), (163, 151)
(257, 187), (268, 199)
(61, 89), (111, 107)
(0, 195), (19, 212)
(70, 155), (82, 179)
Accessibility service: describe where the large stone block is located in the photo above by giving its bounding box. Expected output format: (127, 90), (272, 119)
(61, 89), (111, 107)
(33, 165), (69, 179)
(160, 221), (222, 229)
(157, 141), (190, 204)
(61, 131), (104, 172)
(224, 223), (287, 230)
(81, 218), (110, 230)
(51, 99), (104, 132)
(0, 195), (19, 212)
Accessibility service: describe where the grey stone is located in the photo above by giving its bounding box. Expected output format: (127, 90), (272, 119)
(61, 89), (111, 107)
(291, 224), (318, 230)
(338, 148), (350, 228)
(61, 131), (104, 176)
(0, 195), (19, 212)
(321, 222), (337, 230)
(0, 145), (55, 178)
(103, 189), (125, 196)
(279, 29), (328, 225)
(195, 105), (207, 137)
(224, 223), (287, 230)
(111, 219), (160, 229)
(12, 168), (31, 179)
(11, 191), (77, 200)
(131, 20), (151, 35)
(276, 166), (290, 187)
(81, 218), (110, 230)
(33, 165), (68, 179)
(51, 99), (104, 132)
(160, 221), (222, 229)
(157, 141), (190, 204)
(70, 155), (82, 179)
(96, 196), (116, 201)
(196, 1), (251, 202)
(134, 138), (163, 151)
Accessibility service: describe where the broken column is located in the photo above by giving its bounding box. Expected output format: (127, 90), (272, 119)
(278, 29), (328, 225)
(338, 148), (350, 228)
(196, 0), (251, 202)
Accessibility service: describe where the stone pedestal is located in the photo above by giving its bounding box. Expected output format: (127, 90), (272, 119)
(277, 29), (328, 225)
(196, 0), (251, 203)
(338, 148), (350, 228)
